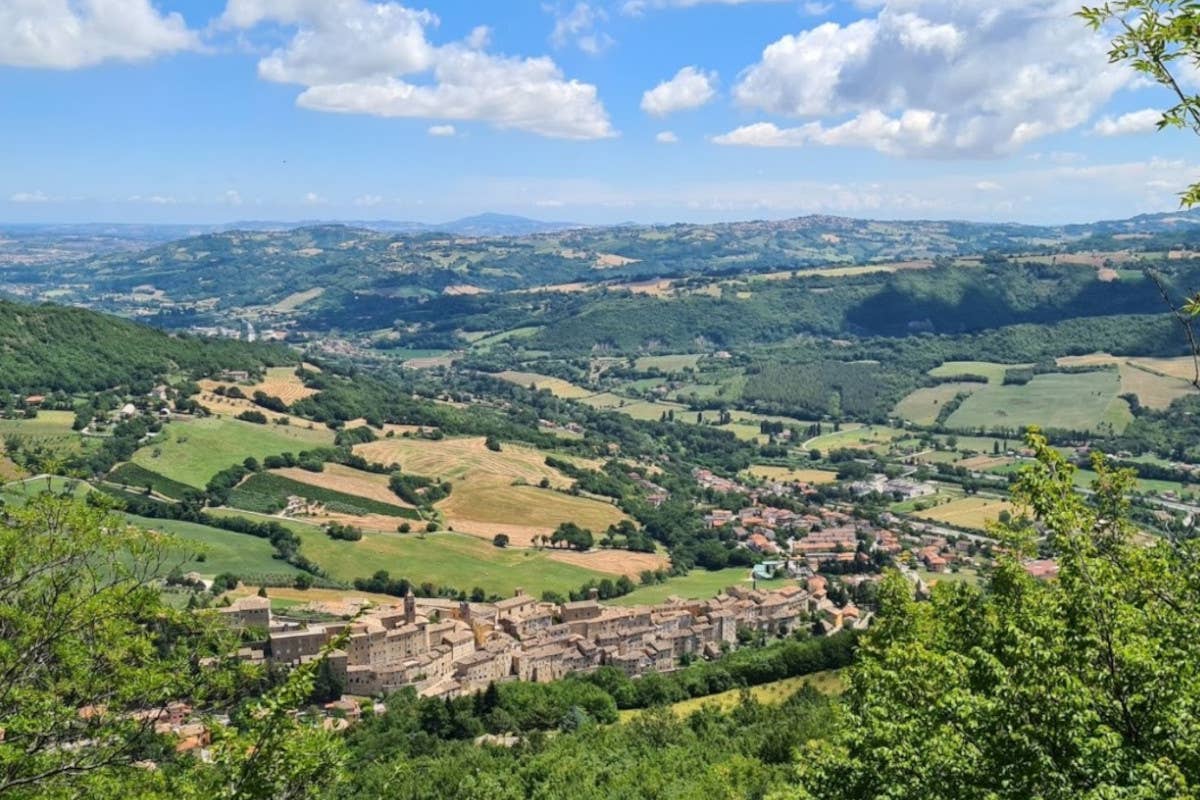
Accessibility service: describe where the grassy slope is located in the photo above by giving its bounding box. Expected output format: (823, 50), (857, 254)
(945, 371), (1131, 433)
(207, 508), (611, 596)
(125, 514), (303, 579)
(609, 567), (758, 606)
(893, 382), (984, 426)
(131, 416), (334, 488)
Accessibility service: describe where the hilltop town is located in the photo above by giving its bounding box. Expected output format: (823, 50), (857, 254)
(222, 579), (864, 700)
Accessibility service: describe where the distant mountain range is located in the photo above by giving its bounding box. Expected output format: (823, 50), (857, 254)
(8, 206), (1200, 248)
(0, 213), (582, 244)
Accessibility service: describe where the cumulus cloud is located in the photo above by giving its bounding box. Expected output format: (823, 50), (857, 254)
(303, 191), (325, 205)
(656, 131), (679, 143)
(354, 194), (384, 207)
(802, 2), (832, 15)
(641, 66), (717, 116)
(548, 2), (613, 55)
(223, 189), (243, 206)
(1092, 108), (1161, 136)
(222, 0), (614, 140)
(726, 0), (1129, 157)
(9, 191), (50, 203)
(0, 0), (198, 69)
(428, 124), (457, 137)
(622, 0), (788, 14)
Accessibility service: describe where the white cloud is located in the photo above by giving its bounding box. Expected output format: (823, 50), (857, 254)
(354, 194), (384, 207)
(712, 111), (945, 155)
(802, 2), (832, 15)
(1092, 108), (1161, 136)
(975, 180), (1002, 191)
(0, 0), (198, 69)
(641, 66), (717, 116)
(535, 199), (565, 207)
(9, 191), (50, 203)
(548, 2), (613, 55)
(622, 0), (788, 14)
(728, 0), (1129, 157)
(472, 157), (1198, 223)
(224, 189), (243, 206)
(428, 124), (457, 137)
(223, 0), (615, 140)
(656, 131), (679, 143)
(303, 191), (325, 205)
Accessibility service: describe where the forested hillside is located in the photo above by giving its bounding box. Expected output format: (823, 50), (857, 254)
(0, 300), (293, 393)
(11, 208), (1200, 329)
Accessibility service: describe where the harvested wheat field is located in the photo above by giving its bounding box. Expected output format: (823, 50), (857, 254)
(193, 392), (292, 423)
(273, 463), (413, 507)
(1057, 354), (1197, 409)
(354, 436), (596, 486)
(745, 465), (838, 484)
(226, 584), (403, 610)
(353, 436), (627, 545)
(958, 455), (1012, 471)
(198, 366), (318, 407)
(299, 510), (416, 534)
(546, 548), (668, 577)
(495, 371), (594, 399)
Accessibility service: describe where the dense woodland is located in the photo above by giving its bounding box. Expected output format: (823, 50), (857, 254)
(0, 300), (291, 393)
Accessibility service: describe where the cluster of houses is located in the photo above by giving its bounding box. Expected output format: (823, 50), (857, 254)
(849, 473), (937, 500)
(220, 581), (865, 700)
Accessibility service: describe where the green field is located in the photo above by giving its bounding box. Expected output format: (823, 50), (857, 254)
(944, 371), (1132, 433)
(893, 382), (984, 426)
(803, 424), (898, 452)
(469, 326), (541, 350)
(610, 567), (757, 606)
(634, 354), (702, 372)
(130, 416), (334, 488)
(125, 513), (304, 580)
(0, 410), (90, 455)
(928, 361), (1024, 384)
(230, 471), (419, 518)
(107, 462), (196, 499)
(236, 517), (614, 597)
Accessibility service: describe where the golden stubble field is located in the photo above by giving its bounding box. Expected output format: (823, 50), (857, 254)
(353, 436), (628, 546)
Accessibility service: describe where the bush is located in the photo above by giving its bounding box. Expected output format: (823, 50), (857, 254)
(236, 410), (268, 425)
(493, 533), (510, 548)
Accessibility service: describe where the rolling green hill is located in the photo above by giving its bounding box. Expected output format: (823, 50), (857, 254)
(0, 299), (293, 393)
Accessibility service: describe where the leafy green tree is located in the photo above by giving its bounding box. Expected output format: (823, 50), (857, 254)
(0, 493), (346, 798)
(788, 431), (1200, 799)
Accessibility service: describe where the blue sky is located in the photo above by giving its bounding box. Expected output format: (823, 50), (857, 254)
(0, 0), (1195, 225)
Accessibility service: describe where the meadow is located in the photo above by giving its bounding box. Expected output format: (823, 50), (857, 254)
(944, 370), (1131, 433)
(634, 354), (702, 372)
(609, 567), (757, 606)
(803, 424), (897, 453)
(131, 416), (334, 488)
(0, 410), (90, 457)
(893, 382), (984, 426)
(124, 513), (304, 580)
(928, 361), (1021, 384)
(287, 522), (615, 597)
